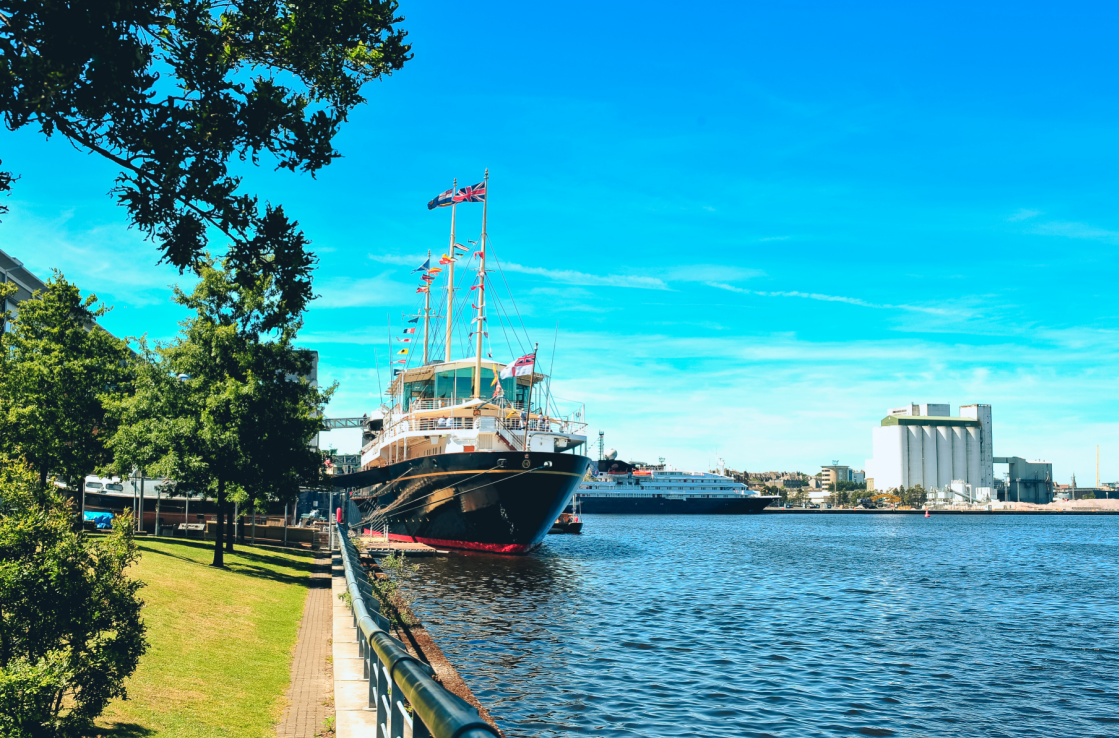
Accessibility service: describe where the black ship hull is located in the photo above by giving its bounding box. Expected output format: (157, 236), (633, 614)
(333, 451), (594, 554)
(576, 493), (776, 514)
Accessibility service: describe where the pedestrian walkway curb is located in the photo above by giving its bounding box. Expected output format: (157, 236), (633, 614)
(332, 554), (378, 738)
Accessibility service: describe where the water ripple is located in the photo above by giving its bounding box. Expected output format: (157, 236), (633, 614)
(405, 514), (1119, 737)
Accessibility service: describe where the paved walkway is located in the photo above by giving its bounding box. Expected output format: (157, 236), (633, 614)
(276, 555), (334, 738)
(332, 555), (379, 738)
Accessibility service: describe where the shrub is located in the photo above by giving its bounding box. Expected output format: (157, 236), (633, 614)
(0, 461), (147, 738)
(370, 552), (419, 627)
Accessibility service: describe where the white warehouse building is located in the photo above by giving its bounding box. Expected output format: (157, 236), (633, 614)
(865, 403), (994, 502)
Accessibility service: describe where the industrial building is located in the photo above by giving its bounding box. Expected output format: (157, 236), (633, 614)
(995, 457), (1053, 504)
(865, 403), (994, 501)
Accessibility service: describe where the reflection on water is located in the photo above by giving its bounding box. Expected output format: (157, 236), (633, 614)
(407, 515), (1119, 737)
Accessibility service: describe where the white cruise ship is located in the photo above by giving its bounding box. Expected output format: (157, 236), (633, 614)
(576, 453), (777, 514)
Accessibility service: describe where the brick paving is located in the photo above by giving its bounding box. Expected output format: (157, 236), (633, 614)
(276, 555), (334, 738)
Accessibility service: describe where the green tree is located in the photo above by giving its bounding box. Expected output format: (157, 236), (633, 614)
(108, 260), (331, 567)
(0, 0), (410, 324)
(0, 273), (131, 488)
(0, 460), (146, 737)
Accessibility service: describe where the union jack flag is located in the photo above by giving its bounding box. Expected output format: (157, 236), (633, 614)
(454, 181), (486, 203)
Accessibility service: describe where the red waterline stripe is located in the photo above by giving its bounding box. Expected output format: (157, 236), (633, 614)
(384, 531), (534, 554)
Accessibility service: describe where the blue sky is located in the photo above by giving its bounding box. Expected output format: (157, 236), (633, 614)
(3, 1), (1117, 482)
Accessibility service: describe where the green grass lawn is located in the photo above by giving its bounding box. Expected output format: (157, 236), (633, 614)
(96, 538), (316, 738)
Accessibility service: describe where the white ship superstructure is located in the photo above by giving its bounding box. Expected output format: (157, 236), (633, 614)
(577, 457), (776, 514)
(581, 464), (757, 498)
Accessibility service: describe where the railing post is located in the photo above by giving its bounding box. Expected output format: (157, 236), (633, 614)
(411, 712), (432, 738)
(389, 675), (405, 738)
(377, 664), (391, 737)
(367, 646), (377, 710)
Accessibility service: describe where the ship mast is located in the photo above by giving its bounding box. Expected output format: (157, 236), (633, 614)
(444, 178), (457, 364)
(422, 249), (431, 364)
(472, 169), (489, 399)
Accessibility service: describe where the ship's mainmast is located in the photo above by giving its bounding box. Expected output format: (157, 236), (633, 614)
(472, 169), (489, 398)
(422, 249), (431, 364)
(444, 178), (457, 364)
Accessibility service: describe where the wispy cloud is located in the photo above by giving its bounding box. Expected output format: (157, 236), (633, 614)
(660, 264), (765, 282)
(495, 261), (670, 290)
(368, 253), (426, 267)
(314, 273), (411, 308)
(1008, 209), (1041, 222)
(1026, 220), (1119, 243)
(705, 281), (958, 316)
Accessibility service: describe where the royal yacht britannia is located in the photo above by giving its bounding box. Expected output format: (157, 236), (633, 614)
(331, 173), (592, 553)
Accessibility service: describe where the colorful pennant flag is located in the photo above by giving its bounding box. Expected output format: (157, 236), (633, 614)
(439, 254), (452, 265)
(415, 287), (427, 293)
(411, 258), (430, 272)
(397, 338), (412, 343)
(454, 243), (469, 253)
(407, 317), (419, 324)
(391, 359), (405, 364)
(473, 251), (483, 258)
(396, 349), (409, 355)
(421, 274), (435, 282)
(402, 328), (416, 334)
(427, 267), (443, 274)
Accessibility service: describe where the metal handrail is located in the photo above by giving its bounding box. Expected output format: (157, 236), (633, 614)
(334, 523), (499, 738)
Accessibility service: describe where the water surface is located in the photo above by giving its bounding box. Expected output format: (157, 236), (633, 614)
(406, 514), (1119, 737)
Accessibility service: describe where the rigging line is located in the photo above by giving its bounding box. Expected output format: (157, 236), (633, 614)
(486, 287), (522, 358)
(429, 276), (472, 361)
(544, 321), (558, 419)
(486, 239), (533, 349)
(483, 238), (527, 346)
(357, 464), (551, 525)
(354, 463), (515, 523)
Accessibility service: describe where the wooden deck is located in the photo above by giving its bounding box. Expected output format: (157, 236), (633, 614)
(356, 537), (443, 556)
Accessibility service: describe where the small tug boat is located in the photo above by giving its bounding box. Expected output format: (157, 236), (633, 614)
(549, 499), (584, 534)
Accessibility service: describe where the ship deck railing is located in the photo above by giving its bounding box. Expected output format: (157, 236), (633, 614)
(375, 408), (586, 447)
(334, 522), (499, 738)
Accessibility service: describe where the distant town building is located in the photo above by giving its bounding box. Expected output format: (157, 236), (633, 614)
(865, 403), (994, 501)
(820, 464), (850, 488)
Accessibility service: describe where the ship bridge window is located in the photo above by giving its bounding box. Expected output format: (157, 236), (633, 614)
(431, 367), (517, 406)
(105, 483), (124, 492)
(86, 482), (103, 490)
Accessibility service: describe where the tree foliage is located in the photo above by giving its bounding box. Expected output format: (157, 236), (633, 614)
(108, 258), (332, 566)
(0, 460), (146, 737)
(0, 0), (410, 325)
(0, 273), (131, 486)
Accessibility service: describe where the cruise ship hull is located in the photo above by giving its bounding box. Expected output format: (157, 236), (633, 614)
(334, 451), (593, 554)
(576, 493), (776, 514)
